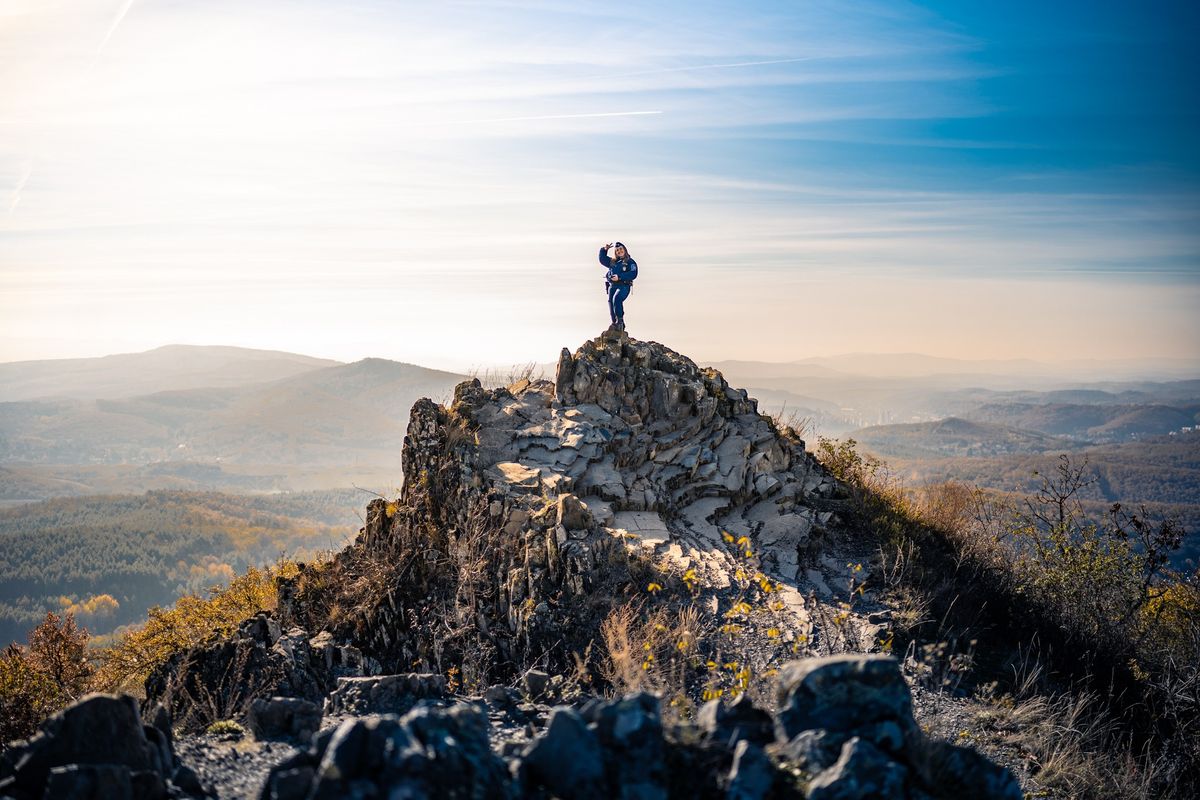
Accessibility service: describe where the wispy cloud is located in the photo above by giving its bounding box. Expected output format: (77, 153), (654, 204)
(0, 0), (1194, 364)
(590, 55), (823, 80)
(461, 109), (662, 124)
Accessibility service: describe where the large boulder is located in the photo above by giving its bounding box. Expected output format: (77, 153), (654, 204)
(246, 697), (322, 743)
(772, 656), (1022, 800)
(697, 693), (774, 748)
(775, 654), (916, 748)
(0, 694), (204, 800)
(806, 737), (908, 800)
(519, 708), (606, 800)
(259, 702), (513, 800)
(588, 692), (669, 800)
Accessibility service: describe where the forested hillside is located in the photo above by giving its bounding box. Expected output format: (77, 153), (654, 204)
(859, 433), (1200, 566)
(0, 489), (361, 645)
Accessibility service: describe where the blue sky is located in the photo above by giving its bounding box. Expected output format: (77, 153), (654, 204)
(1, 0), (1197, 368)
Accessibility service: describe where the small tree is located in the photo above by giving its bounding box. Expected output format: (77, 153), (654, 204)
(0, 612), (92, 744)
(26, 611), (93, 704)
(0, 645), (57, 743)
(1014, 454), (1184, 642)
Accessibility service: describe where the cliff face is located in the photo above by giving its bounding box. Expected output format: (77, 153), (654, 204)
(296, 329), (843, 677)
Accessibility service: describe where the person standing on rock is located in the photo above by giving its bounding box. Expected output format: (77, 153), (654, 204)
(599, 241), (638, 332)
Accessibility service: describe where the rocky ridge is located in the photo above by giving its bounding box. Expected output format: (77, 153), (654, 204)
(146, 328), (868, 712)
(348, 326), (855, 668)
(1, 330), (1028, 798)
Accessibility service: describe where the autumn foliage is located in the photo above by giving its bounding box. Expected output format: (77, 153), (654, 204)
(93, 561), (301, 694)
(0, 612), (92, 743)
(0, 560), (302, 745)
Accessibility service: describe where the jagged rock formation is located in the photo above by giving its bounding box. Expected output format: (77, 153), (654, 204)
(146, 613), (371, 729)
(146, 330), (874, 718)
(256, 653), (1020, 800)
(0, 694), (204, 799)
(296, 328), (841, 676)
(127, 329), (1025, 798)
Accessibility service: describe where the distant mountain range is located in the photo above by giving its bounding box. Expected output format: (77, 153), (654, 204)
(708, 358), (1199, 437)
(783, 352), (1200, 381)
(0, 345), (467, 498)
(0, 344), (340, 401)
(2, 343), (1197, 501)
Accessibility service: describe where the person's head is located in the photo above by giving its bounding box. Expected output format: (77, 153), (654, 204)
(613, 242), (628, 260)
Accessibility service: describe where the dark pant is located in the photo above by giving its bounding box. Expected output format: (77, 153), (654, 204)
(607, 282), (631, 323)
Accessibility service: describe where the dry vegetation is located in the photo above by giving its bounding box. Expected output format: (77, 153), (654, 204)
(815, 436), (1200, 798)
(596, 530), (823, 722)
(0, 561), (301, 742)
(3, 420), (1196, 800)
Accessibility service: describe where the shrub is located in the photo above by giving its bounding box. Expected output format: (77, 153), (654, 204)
(813, 439), (1200, 796)
(0, 612), (93, 743)
(0, 646), (57, 743)
(93, 561), (300, 694)
(599, 531), (814, 719)
(204, 719), (246, 738)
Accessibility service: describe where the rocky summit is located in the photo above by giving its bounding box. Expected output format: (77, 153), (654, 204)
(2, 330), (1026, 798)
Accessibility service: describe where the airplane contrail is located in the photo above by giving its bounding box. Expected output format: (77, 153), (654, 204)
(98, 0), (137, 53)
(462, 110), (663, 124)
(17, 1), (139, 218)
(7, 160), (33, 215)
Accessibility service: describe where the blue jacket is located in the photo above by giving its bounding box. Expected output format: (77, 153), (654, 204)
(599, 246), (638, 285)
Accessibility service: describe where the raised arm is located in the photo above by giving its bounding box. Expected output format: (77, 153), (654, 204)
(598, 244), (612, 268)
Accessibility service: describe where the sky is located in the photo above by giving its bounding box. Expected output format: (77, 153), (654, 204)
(1, 0), (1198, 371)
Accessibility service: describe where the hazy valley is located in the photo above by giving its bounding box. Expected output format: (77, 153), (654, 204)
(1, 343), (1196, 648)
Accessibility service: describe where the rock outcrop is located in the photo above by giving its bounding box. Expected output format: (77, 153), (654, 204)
(295, 329), (839, 677)
(774, 655), (1021, 799)
(150, 329), (848, 715)
(145, 613), (372, 729)
(0, 694), (205, 799)
(130, 329), (1024, 797)
(257, 653), (1020, 800)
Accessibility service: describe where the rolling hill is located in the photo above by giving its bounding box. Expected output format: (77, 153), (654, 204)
(849, 417), (1073, 459)
(963, 402), (1200, 441)
(0, 357), (468, 479)
(0, 344), (339, 401)
(871, 434), (1200, 568)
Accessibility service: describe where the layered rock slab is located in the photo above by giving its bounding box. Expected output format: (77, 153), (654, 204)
(146, 330), (844, 727)
(437, 329), (841, 647)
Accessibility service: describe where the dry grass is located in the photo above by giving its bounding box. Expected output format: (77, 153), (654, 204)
(765, 408), (813, 443)
(972, 657), (1177, 799)
(468, 362), (547, 391)
(599, 600), (706, 718)
(812, 439), (1200, 797)
(597, 537), (821, 721)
